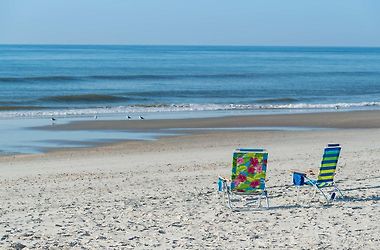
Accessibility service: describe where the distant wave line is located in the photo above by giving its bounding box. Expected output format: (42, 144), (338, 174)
(1, 71), (380, 83)
(0, 76), (78, 82)
(39, 94), (130, 103)
(0, 105), (47, 111)
(31, 92), (305, 102)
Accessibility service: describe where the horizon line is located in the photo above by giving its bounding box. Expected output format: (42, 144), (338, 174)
(0, 43), (380, 48)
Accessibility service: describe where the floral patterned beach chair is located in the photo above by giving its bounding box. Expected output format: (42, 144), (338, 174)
(218, 148), (269, 210)
(291, 144), (344, 203)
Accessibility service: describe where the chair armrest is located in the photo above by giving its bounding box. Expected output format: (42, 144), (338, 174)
(218, 176), (230, 182)
(303, 175), (314, 182)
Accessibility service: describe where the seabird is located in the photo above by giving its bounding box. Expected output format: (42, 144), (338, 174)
(51, 117), (56, 125)
(94, 115), (98, 120)
(127, 115), (131, 120)
(139, 116), (144, 120)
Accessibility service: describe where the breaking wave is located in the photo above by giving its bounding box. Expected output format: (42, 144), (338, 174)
(1, 101), (380, 118)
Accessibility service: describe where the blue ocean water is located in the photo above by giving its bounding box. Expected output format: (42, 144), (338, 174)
(1, 45), (380, 118)
(1, 45), (380, 154)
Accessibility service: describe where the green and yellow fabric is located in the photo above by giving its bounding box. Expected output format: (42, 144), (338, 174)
(306, 145), (341, 188)
(231, 149), (268, 193)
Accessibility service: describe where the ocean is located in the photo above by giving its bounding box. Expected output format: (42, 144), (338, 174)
(1, 45), (380, 118)
(1, 45), (380, 154)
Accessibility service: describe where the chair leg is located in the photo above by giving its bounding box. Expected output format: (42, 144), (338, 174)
(315, 186), (329, 203)
(257, 194), (262, 208)
(259, 190), (270, 208)
(334, 185), (344, 199)
(311, 188), (317, 201)
(264, 191), (269, 208)
(226, 191), (232, 209)
(225, 185), (232, 209)
(224, 189), (270, 210)
(246, 191), (268, 209)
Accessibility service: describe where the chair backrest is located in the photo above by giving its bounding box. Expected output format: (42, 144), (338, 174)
(231, 148), (268, 193)
(317, 144), (341, 183)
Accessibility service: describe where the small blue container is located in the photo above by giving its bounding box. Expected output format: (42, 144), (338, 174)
(218, 177), (224, 192)
(293, 172), (305, 186)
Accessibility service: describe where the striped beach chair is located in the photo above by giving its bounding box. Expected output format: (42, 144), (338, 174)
(292, 144), (344, 203)
(218, 148), (269, 210)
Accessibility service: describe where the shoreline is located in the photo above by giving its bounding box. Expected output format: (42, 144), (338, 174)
(37, 110), (380, 132)
(1, 109), (380, 156)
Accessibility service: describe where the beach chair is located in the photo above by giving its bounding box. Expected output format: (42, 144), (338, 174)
(291, 144), (344, 203)
(218, 148), (269, 210)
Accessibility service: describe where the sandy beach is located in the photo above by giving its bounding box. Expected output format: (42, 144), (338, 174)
(0, 111), (379, 249)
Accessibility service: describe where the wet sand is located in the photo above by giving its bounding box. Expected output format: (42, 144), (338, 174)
(37, 110), (380, 132)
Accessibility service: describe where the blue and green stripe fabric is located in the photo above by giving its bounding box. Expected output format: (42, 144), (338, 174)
(306, 145), (341, 187)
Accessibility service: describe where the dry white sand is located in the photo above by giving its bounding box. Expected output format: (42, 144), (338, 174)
(0, 113), (379, 249)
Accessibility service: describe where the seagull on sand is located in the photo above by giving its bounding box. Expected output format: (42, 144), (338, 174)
(127, 115), (131, 120)
(51, 117), (56, 125)
(139, 116), (144, 120)
(94, 115), (98, 120)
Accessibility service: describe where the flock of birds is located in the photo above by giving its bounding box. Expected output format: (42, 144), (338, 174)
(51, 115), (145, 125)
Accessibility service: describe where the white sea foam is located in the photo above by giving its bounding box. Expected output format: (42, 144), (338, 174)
(1, 102), (380, 118)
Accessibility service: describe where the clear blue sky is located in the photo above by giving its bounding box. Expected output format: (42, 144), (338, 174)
(1, 0), (380, 46)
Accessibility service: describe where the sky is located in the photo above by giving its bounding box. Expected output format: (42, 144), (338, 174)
(0, 0), (380, 46)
